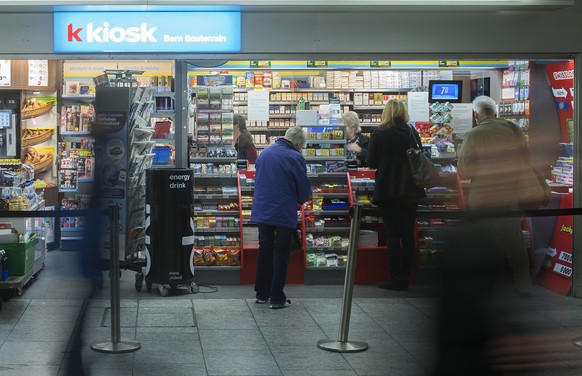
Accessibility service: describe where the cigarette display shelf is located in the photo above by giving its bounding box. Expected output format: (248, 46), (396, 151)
(499, 61), (531, 132)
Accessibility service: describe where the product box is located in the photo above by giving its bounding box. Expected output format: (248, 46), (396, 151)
(332, 130), (344, 140)
(325, 161), (348, 173)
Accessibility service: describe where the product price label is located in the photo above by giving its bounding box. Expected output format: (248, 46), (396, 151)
(307, 61), (328, 68)
(250, 60), (271, 68)
(370, 61), (391, 68)
(559, 251), (573, 264)
(438, 61), (459, 68)
(553, 262), (573, 278)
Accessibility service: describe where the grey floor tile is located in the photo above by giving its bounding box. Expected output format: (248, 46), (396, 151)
(204, 350), (280, 376)
(260, 327), (329, 347)
(0, 364), (60, 376)
(137, 313), (195, 327)
(298, 298), (365, 315)
(29, 299), (84, 307)
(199, 329), (268, 351)
(136, 326), (199, 341)
(412, 353), (438, 371)
(281, 371), (358, 376)
(362, 303), (427, 319)
(195, 299), (251, 313)
(314, 313), (385, 334)
(79, 348), (134, 369)
(344, 351), (426, 375)
(270, 345), (352, 371)
(88, 299), (138, 308)
(99, 310), (138, 328)
(354, 298), (409, 310)
(0, 341), (68, 366)
(134, 340), (204, 364)
(331, 330), (403, 354)
(196, 312), (258, 330)
(6, 321), (75, 342)
(252, 309), (320, 329)
(19, 306), (82, 322)
(133, 363), (208, 376)
(138, 299), (194, 308)
(138, 306), (194, 314)
(81, 327), (136, 344)
(397, 339), (439, 355)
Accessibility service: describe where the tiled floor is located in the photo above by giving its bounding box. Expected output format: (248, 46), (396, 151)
(2, 251), (582, 375)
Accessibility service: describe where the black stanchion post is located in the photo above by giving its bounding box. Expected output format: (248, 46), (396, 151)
(317, 204), (369, 353)
(91, 205), (141, 354)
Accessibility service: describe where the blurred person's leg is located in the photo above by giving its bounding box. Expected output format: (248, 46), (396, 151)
(434, 218), (507, 376)
(270, 227), (293, 305)
(399, 204), (418, 287)
(380, 207), (406, 289)
(500, 218), (532, 296)
(255, 224), (275, 301)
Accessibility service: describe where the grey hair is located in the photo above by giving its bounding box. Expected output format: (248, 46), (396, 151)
(342, 111), (361, 133)
(284, 126), (307, 151)
(472, 96), (497, 117)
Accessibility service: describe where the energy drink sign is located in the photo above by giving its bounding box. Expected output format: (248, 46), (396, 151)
(54, 11), (241, 53)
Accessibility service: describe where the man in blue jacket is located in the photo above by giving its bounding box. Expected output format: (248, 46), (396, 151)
(251, 126), (312, 309)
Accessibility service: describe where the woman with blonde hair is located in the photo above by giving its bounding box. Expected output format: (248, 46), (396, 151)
(366, 99), (426, 290)
(342, 111), (369, 167)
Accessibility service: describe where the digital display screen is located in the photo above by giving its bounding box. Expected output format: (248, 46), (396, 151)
(431, 83), (460, 100)
(429, 80), (463, 103)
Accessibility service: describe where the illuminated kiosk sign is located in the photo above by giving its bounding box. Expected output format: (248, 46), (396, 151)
(54, 12), (241, 53)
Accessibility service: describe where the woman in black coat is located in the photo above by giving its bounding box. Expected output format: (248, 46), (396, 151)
(366, 99), (426, 290)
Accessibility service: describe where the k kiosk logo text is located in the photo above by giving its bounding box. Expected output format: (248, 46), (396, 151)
(67, 22), (158, 43)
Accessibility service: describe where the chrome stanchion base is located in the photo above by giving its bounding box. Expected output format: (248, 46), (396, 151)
(91, 340), (141, 354)
(317, 339), (368, 353)
(573, 338), (582, 348)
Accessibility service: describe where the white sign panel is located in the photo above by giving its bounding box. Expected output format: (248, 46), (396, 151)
(28, 60), (49, 86)
(247, 90), (269, 121)
(407, 92), (429, 122)
(0, 60), (11, 86)
(451, 103), (473, 134)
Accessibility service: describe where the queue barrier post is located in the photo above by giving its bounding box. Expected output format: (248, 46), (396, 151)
(317, 204), (369, 353)
(91, 205), (141, 354)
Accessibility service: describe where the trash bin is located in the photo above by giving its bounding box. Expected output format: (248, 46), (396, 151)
(144, 168), (196, 296)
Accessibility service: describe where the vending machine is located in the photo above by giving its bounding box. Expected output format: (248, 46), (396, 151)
(0, 93), (20, 159)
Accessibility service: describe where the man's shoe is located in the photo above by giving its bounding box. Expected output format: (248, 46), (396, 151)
(269, 299), (291, 309)
(255, 298), (268, 304)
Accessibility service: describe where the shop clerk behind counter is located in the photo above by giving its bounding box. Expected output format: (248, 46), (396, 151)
(343, 111), (369, 167)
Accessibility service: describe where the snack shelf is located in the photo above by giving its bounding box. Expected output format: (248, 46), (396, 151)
(195, 227), (240, 233)
(307, 246), (348, 252)
(305, 157), (346, 162)
(194, 173), (238, 179)
(194, 194), (239, 199)
(305, 227), (351, 233)
(190, 157), (237, 163)
(305, 140), (346, 145)
(240, 187), (254, 192)
(352, 186), (375, 192)
(308, 172), (348, 178)
(305, 210), (350, 216)
(195, 266), (242, 270)
(194, 210), (240, 215)
(305, 266), (347, 270)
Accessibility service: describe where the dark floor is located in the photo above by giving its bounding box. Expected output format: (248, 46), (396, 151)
(1, 250), (582, 376)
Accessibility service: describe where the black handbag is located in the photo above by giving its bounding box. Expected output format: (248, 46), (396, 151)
(406, 126), (440, 189)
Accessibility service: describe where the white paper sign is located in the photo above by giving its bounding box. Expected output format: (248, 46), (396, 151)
(407, 92), (429, 122)
(451, 103), (473, 134)
(553, 262), (572, 278)
(558, 251), (573, 264)
(28, 60), (49, 86)
(0, 60), (11, 86)
(247, 90), (269, 121)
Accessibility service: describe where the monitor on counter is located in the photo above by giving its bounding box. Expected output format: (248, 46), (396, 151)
(429, 80), (463, 103)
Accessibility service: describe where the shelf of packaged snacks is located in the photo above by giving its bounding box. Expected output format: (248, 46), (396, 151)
(305, 266), (347, 270)
(352, 88), (411, 92)
(310, 192), (350, 198)
(193, 173), (238, 179)
(269, 89), (352, 93)
(195, 210), (240, 216)
(246, 127), (269, 132)
(305, 157), (346, 162)
(306, 246), (348, 253)
(305, 140), (346, 145)
(305, 227), (351, 233)
(195, 266), (241, 270)
(305, 210), (350, 216)
(190, 157), (237, 163)
(308, 172), (348, 178)
(194, 194), (239, 200)
(424, 193), (460, 200)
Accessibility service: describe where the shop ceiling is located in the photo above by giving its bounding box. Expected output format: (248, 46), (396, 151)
(0, 0), (573, 13)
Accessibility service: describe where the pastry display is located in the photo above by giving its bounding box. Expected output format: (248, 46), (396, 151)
(23, 147), (54, 172)
(21, 98), (53, 119)
(22, 128), (53, 146)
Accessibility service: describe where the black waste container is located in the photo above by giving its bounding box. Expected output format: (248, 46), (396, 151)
(145, 168), (195, 296)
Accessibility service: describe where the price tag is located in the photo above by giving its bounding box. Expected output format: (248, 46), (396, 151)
(553, 262), (573, 278)
(439, 61), (460, 67)
(250, 60), (271, 68)
(559, 251), (573, 264)
(307, 61), (328, 68)
(370, 61), (391, 68)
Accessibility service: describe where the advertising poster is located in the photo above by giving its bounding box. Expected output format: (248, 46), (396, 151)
(545, 62), (574, 143)
(28, 60), (49, 86)
(407, 92), (429, 122)
(0, 60), (11, 86)
(536, 193), (573, 295)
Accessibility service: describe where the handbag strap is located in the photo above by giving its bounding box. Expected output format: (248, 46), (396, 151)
(408, 125), (422, 150)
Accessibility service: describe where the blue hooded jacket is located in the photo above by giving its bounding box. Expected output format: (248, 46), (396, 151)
(251, 138), (312, 229)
